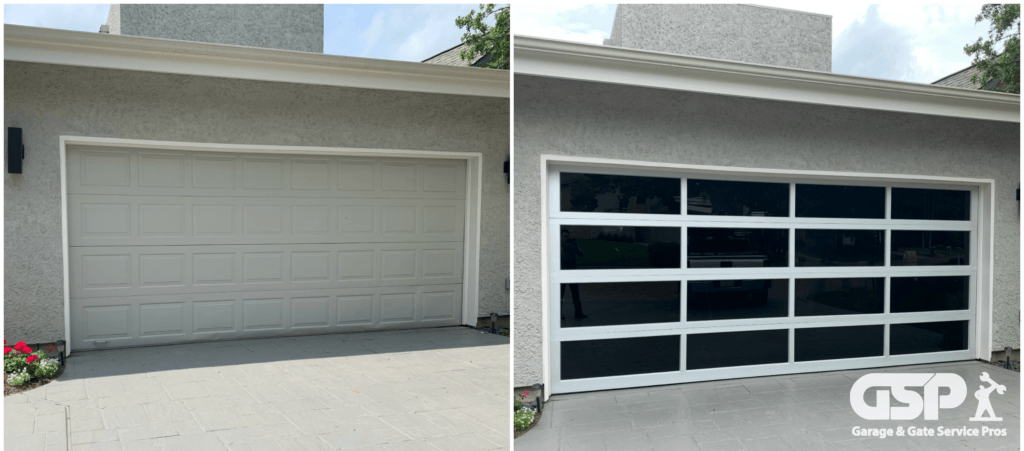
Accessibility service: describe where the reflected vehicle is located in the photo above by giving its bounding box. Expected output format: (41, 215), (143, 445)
(687, 233), (773, 306)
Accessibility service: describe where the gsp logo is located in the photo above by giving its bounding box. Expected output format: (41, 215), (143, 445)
(850, 373), (966, 420)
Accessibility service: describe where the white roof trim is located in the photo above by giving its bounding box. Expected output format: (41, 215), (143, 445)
(5, 25), (509, 98)
(515, 35), (1018, 123)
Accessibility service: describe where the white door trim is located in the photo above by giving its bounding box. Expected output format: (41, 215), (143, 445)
(59, 136), (485, 355)
(538, 154), (996, 399)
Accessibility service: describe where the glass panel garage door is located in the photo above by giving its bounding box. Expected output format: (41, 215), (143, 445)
(548, 167), (977, 394)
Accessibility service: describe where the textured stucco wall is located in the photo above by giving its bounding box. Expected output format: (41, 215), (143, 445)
(112, 4), (323, 53)
(4, 61), (509, 344)
(106, 4), (120, 35)
(513, 75), (1020, 387)
(605, 4), (832, 72)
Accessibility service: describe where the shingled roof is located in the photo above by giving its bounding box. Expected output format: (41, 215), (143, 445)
(422, 43), (487, 67)
(933, 65), (986, 90)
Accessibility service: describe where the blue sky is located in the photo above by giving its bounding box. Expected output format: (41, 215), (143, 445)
(516, 3), (996, 84)
(3, 4), (477, 62)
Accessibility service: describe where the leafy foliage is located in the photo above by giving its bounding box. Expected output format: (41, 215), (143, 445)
(964, 4), (1020, 93)
(513, 409), (535, 430)
(456, 4), (510, 70)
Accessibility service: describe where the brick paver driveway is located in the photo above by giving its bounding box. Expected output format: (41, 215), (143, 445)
(5, 327), (509, 451)
(516, 361), (1020, 451)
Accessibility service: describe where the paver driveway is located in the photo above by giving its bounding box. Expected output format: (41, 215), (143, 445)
(516, 361), (1020, 451)
(5, 327), (509, 451)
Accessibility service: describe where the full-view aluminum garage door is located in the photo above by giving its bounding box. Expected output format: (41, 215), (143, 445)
(547, 164), (981, 394)
(67, 145), (466, 350)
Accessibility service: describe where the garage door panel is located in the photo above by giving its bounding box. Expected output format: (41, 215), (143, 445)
(67, 146), (466, 199)
(70, 243), (463, 298)
(69, 195), (465, 246)
(70, 285), (462, 349)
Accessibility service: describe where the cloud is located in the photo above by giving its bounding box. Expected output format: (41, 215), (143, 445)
(833, 5), (924, 82)
(514, 4), (614, 44)
(358, 11), (385, 57)
(4, 4), (110, 32)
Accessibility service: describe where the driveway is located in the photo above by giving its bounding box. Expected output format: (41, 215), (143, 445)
(516, 361), (1020, 451)
(4, 327), (509, 451)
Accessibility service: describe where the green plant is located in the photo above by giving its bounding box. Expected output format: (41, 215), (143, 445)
(33, 358), (60, 379)
(514, 399), (522, 411)
(964, 4), (1020, 93)
(456, 4), (510, 70)
(513, 409), (535, 431)
(7, 369), (31, 386)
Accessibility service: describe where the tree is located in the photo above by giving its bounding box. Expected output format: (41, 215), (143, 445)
(964, 4), (1020, 94)
(456, 4), (510, 70)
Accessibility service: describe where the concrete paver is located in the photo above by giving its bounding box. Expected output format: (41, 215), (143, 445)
(5, 327), (508, 451)
(516, 361), (1020, 451)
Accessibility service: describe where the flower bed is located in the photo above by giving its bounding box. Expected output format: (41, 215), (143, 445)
(513, 390), (542, 438)
(4, 341), (63, 396)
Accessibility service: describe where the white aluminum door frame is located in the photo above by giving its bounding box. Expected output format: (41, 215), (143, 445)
(59, 136), (485, 355)
(540, 155), (995, 398)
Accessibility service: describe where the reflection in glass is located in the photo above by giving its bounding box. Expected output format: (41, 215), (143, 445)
(687, 179), (789, 217)
(795, 278), (884, 316)
(687, 228), (788, 268)
(560, 226), (680, 270)
(890, 276), (969, 313)
(891, 231), (969, 266)
(892, 188), (970, 221)
(796, 184), (885, 219)
(795, 325), (884, 361)
(890, 321), (969, 355)
(795, 230), (884, 267)
(687, 279), (787, 321)
(560, 282), (680, 328)
(561, 335), (680, 380)
(687, 329), (788, 370)
(560, 173), (681, 214)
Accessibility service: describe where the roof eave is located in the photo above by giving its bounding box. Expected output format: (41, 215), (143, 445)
(5, 25), (509, 98)
(515, 35), (1018, 123)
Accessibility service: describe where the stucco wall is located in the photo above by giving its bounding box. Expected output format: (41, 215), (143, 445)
(513, 75), (1019, 387)
(4, 61), (509, 344)
(605, 4), (832, 72)
(111, 4), (324, 53)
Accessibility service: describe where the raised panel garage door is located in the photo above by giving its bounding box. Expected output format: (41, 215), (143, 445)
(67, 145), (466, 350)
(548, 166), (979, 394)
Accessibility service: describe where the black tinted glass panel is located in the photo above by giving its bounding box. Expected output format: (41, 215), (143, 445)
(562, 335), (680, 380)
(890, 276), (969, 313)
(687, 329), (788, 370)
(892, 188), (970, 221)
(891, 231), (969, 266)
(560, 226), (680, 270)
(561, 282), (680, 328)
(795, 278), (884, 316)
(796, 184), (885, 219)
(795, 230), (884, 267)
(561, 173), (681, 214)
(687, 279), (787, 321)
(890, 321), (969, 355)
(688, 228), (788, 269)
(687, 179), (789, 217)
(795, 325), (884, 362)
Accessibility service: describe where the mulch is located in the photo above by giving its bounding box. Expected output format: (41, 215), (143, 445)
(513, 407), (543, 439)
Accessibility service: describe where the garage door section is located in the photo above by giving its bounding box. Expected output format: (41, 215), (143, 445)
(548, 167), (977, 394)
(67, 145), (466, 350)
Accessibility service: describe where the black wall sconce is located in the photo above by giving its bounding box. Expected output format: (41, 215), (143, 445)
(503, 157), (510, 184)
(8, 127), (24, 174)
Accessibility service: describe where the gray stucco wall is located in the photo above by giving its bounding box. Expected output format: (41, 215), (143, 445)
(108, 4), (323, 53)
(513, 75), (1019, 387)
(605, 4), (832, 72)
(4, 61), (509, 344)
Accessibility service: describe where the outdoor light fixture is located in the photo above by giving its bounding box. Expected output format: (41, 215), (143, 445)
(1006, 346), (1014, 370)
(55, 340), (66, 365)
(490, 312), (498, 333)
(8, 127), (24, 174)
(532, 383), (543, 410)
(503, 157), (509, 184)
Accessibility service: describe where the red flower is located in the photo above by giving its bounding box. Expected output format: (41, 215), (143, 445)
(3, 347), (11, 355)
(14, 341), (26, 349)
(26, 355), (38, 364)
(523, 391), (529, 396)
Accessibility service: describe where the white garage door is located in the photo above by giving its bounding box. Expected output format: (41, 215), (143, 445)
(67, 145), (466, 350)
(548, 165), (978, 394)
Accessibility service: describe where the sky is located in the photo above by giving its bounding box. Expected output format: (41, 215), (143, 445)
(515, 3), (996, 84)
(2, 4), (477, 62)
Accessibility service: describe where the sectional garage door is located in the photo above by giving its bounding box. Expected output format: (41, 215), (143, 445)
(548, 165), (979, 394)
(67, 145), (466, 350)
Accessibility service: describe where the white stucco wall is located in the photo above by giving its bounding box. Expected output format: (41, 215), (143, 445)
(513, 75), (1020, 387)
(4, 61), (510, 344)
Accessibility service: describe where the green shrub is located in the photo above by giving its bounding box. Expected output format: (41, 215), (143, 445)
(514, 399), (522, 411)
(33, 358), (60, 379)
(513, 410), (535, 431)
(7, 369), (31, 386)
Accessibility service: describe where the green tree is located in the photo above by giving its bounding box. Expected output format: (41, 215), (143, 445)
(964, 4), (1020, 94)
(456, 4), (510, 70)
